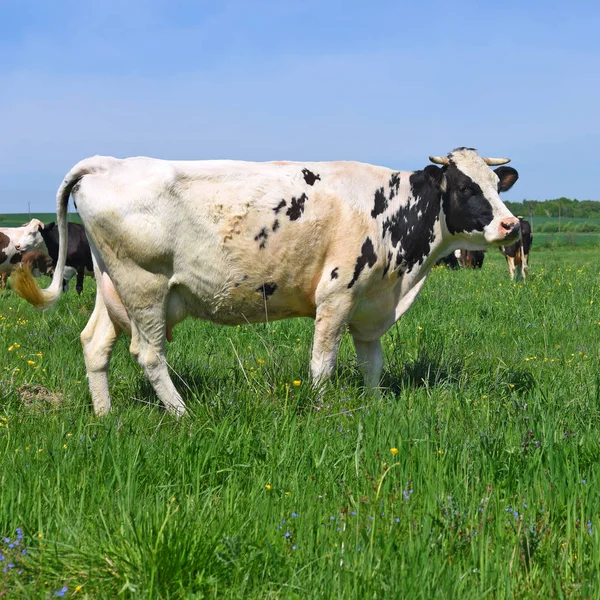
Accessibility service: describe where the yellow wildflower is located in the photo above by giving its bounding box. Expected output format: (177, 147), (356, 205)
(27, 360), (35, 366)
(293, 380), (301, 387)
(265, 484), (272, 491)
(390, 447), (399, 455)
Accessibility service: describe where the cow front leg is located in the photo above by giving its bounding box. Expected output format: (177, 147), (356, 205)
(522, 253), (530, 280)
(506, 256), (516, 280)
(310, 298), (353, 387)
(352, 336), (383, 390)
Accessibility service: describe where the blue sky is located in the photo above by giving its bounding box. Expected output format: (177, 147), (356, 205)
(1, 0), (599, 212)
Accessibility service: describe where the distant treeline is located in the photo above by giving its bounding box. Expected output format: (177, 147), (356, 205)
(505, 198), (600, 219)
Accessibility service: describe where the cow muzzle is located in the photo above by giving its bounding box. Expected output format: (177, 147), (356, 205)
(499, 217), (520, 242)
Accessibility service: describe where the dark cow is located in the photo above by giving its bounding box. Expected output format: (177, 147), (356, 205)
(22, 251), (54, 276)
(458, 249), (485, 269)
(437, 249), (485, 270)
(12, 147), (520, 417)
(436, 252), (460, 269)
(17, 221), (94, 294)
(499, 217), (532, 280)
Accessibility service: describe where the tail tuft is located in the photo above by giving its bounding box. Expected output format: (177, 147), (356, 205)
(11, 266), (52, 309)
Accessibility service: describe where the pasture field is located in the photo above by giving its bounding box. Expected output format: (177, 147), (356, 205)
(1, 247), (600, 598)
(0, 213), (82, 228)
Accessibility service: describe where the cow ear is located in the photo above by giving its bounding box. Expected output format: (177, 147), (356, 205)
(45, 222), (56, 231)
(494, 167), (519, 192)
(423, 164), (447, 192)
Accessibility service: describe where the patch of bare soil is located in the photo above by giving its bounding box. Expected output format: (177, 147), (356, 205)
(17, 383), (63, 409)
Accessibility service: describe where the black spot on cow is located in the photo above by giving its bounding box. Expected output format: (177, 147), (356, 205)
(302, 169), (321, 186)
(286, 193), (307, 221)
(331, 267), (339, 280)
(254, 227), (269, 249)
(371, 187), (387, 218)
(347, 238), (378, 289)
(0, 232), (9, 264)
(382, 251), (393, 278)
(256, 282), (277, 299)
(381, 170), (442, 273)
(388, 172), (401, 200)
(441, 164), (493, 235)
(272, 219), (280, 232)
(274, 200), (287, 214)
(10, 252), (22, 264)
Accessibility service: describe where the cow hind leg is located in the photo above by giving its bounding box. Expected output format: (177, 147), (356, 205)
(129, 319), (186, 417)
(351, 336), (383, 390)
(81, 284), (121, 416)
(112, 271), (186, 417)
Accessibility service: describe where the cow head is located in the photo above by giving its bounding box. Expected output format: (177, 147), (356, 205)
(427, 148), (519, 248)
(16, 219), (49, 253)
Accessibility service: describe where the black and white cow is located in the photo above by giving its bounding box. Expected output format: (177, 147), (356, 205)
(499, 217), (532, 280)
(13, 147), (520, 416)
(17, 221), (94, 294)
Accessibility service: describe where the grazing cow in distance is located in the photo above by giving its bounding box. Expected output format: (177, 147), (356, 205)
(17, 221), (94, 294)
(436, 251), (460, 269)
(13, 147), (520, 417)
(499, 217), (532, 280)
(436, 249), (485, 270)
(2, 250), (55, 290)
(22, 250), (54, 277)
(0, 232), (24, 288)
(0, 219), (47, 289)
(458, 249), (485, 269)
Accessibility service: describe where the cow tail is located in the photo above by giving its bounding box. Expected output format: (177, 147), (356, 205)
(12, 157), (105, 309)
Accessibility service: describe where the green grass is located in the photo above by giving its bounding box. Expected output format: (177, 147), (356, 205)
(528, 216), (600, 227)
(0, 213), (82, 227)
(1, 248), (600, 598)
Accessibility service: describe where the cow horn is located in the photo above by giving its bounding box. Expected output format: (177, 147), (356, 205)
(429, 156), (450, 165)
(483, 157), (511, 166)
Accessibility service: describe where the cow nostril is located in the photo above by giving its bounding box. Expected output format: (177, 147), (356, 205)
(501, 220), (517, 232)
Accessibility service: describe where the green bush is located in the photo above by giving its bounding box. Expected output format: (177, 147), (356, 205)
(539, 222), (559, 233)
(574, 221), (600, 232)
